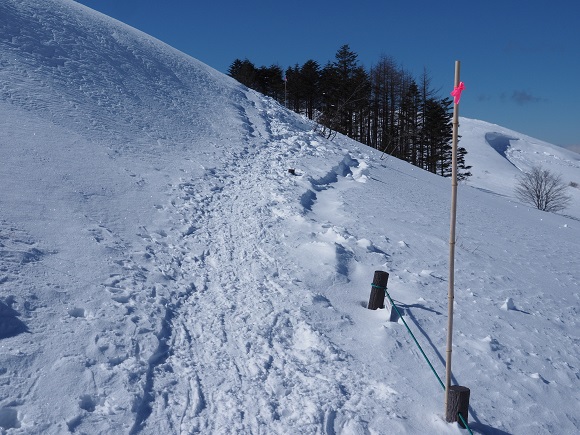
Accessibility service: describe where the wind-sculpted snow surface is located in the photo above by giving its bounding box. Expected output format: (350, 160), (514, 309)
(1, 1), (580, 434)
(0, 0), (241, 151)
(485, 132), (519, 164)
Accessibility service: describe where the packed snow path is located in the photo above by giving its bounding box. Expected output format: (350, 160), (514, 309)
(22, 89), (404, 434)
(130, 93), (399, 434)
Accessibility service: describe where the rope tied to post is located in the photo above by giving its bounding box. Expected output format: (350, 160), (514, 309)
(375, 282), (445, 390)
(375, 282), (473, 434)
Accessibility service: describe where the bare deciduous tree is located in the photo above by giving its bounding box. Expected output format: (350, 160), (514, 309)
(514, 165), (572, 212)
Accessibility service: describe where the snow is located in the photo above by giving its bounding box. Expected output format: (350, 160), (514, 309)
(459, 117), (580, 219)
(1, 0), (579, 433)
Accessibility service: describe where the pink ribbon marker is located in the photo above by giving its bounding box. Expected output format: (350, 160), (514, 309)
(451, 82), (465, 104)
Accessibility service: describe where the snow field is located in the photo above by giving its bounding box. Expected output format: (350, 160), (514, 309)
(1, 1), (579, 433)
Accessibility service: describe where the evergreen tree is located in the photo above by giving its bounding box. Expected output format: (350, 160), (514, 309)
(227, 49), (469, 180)
(337, 45), (368, 137)
(422, 97), (470, 179)
(227, 58), (257, 88)
(300, 60), (320, 120)
(285, 64), (302, 112)
(423, 97), (452, 175)
(457, 145), (473, 181)
(351, 66), (371, 143)
(418, 68), (436, 169)
(255, 65), (284, 102)
(284, 61), (320, 117)
(320, 45), (369, 138)
(318, 61), (341, 136)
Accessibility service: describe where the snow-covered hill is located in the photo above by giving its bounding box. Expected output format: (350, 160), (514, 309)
(1, 1), (579, 434)
(459, 118), (580, 219)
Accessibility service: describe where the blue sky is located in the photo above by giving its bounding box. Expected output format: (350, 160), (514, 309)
(75, 0), (579, 151)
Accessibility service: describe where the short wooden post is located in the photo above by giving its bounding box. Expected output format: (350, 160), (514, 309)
(445, 385), (470, 428)
(368, 271), (388, 310)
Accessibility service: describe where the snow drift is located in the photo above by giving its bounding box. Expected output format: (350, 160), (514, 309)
(1, 1), (579, 434)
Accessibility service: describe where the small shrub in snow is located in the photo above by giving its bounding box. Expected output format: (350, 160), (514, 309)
(514, 165), (572, 212)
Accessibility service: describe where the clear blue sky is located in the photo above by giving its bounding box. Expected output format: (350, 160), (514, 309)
(75, 0), (579, 151)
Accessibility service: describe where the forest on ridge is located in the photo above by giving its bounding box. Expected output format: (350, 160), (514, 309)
(228, 44), (471, 179)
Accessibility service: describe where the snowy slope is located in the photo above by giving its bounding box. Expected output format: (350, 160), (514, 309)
(1, 1), (579, 434)
(459, 118), (580, 219)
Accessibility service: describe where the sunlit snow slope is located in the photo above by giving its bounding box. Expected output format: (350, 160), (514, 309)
(460, 118), (580, 219)
(1, 1), (579, 434)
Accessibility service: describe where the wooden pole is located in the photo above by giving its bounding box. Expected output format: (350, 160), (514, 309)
(368, 271), (389, 310)
(445, 60), (461, 419)
(445, 386), (470, 427)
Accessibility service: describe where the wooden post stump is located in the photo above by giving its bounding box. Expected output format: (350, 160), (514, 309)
(368, 271), (389, 310)
(445, 385), (470, 428)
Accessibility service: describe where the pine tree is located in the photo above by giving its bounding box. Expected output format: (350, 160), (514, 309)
(300, 60), (320, 120)
(255, 65), (284, 102)
(457, 144), (472, 181)
(422, 97), (470, 179)
(227, 59), (257, 89)
(319, 61), (341, 136)
(285, 64), (302, 112)
(227, 50), (470, 180)
(418, 68), (436, 169)
(423, 97), (452, 175)
(321, 45), (369, 138)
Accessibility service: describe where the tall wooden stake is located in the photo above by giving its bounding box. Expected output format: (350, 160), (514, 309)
(445, 60), (461, 417)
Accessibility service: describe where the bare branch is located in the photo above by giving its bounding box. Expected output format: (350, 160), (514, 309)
(514, 166), (572, 212)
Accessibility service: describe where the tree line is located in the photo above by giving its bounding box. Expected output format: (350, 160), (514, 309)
(228, 44), (471, 179)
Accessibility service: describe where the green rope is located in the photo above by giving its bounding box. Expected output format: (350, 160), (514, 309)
(374, 283), (474, 434)
(458, 413), (473, 434)
(373, 283), (445, 389)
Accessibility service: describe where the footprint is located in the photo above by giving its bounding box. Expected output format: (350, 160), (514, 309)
(67, 307), (86, 318)
(87, 225), (114, 243)
(0, 407), (21, 430)
(78, 394), (98, 412)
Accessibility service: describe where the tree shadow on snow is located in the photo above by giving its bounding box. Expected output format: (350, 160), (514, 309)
(0, 301), (29, 339)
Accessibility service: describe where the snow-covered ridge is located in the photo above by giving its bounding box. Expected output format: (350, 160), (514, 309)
(459, 117), (580, 217)
(0, 0), (255, 151)
(1, 1), (579, 434)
